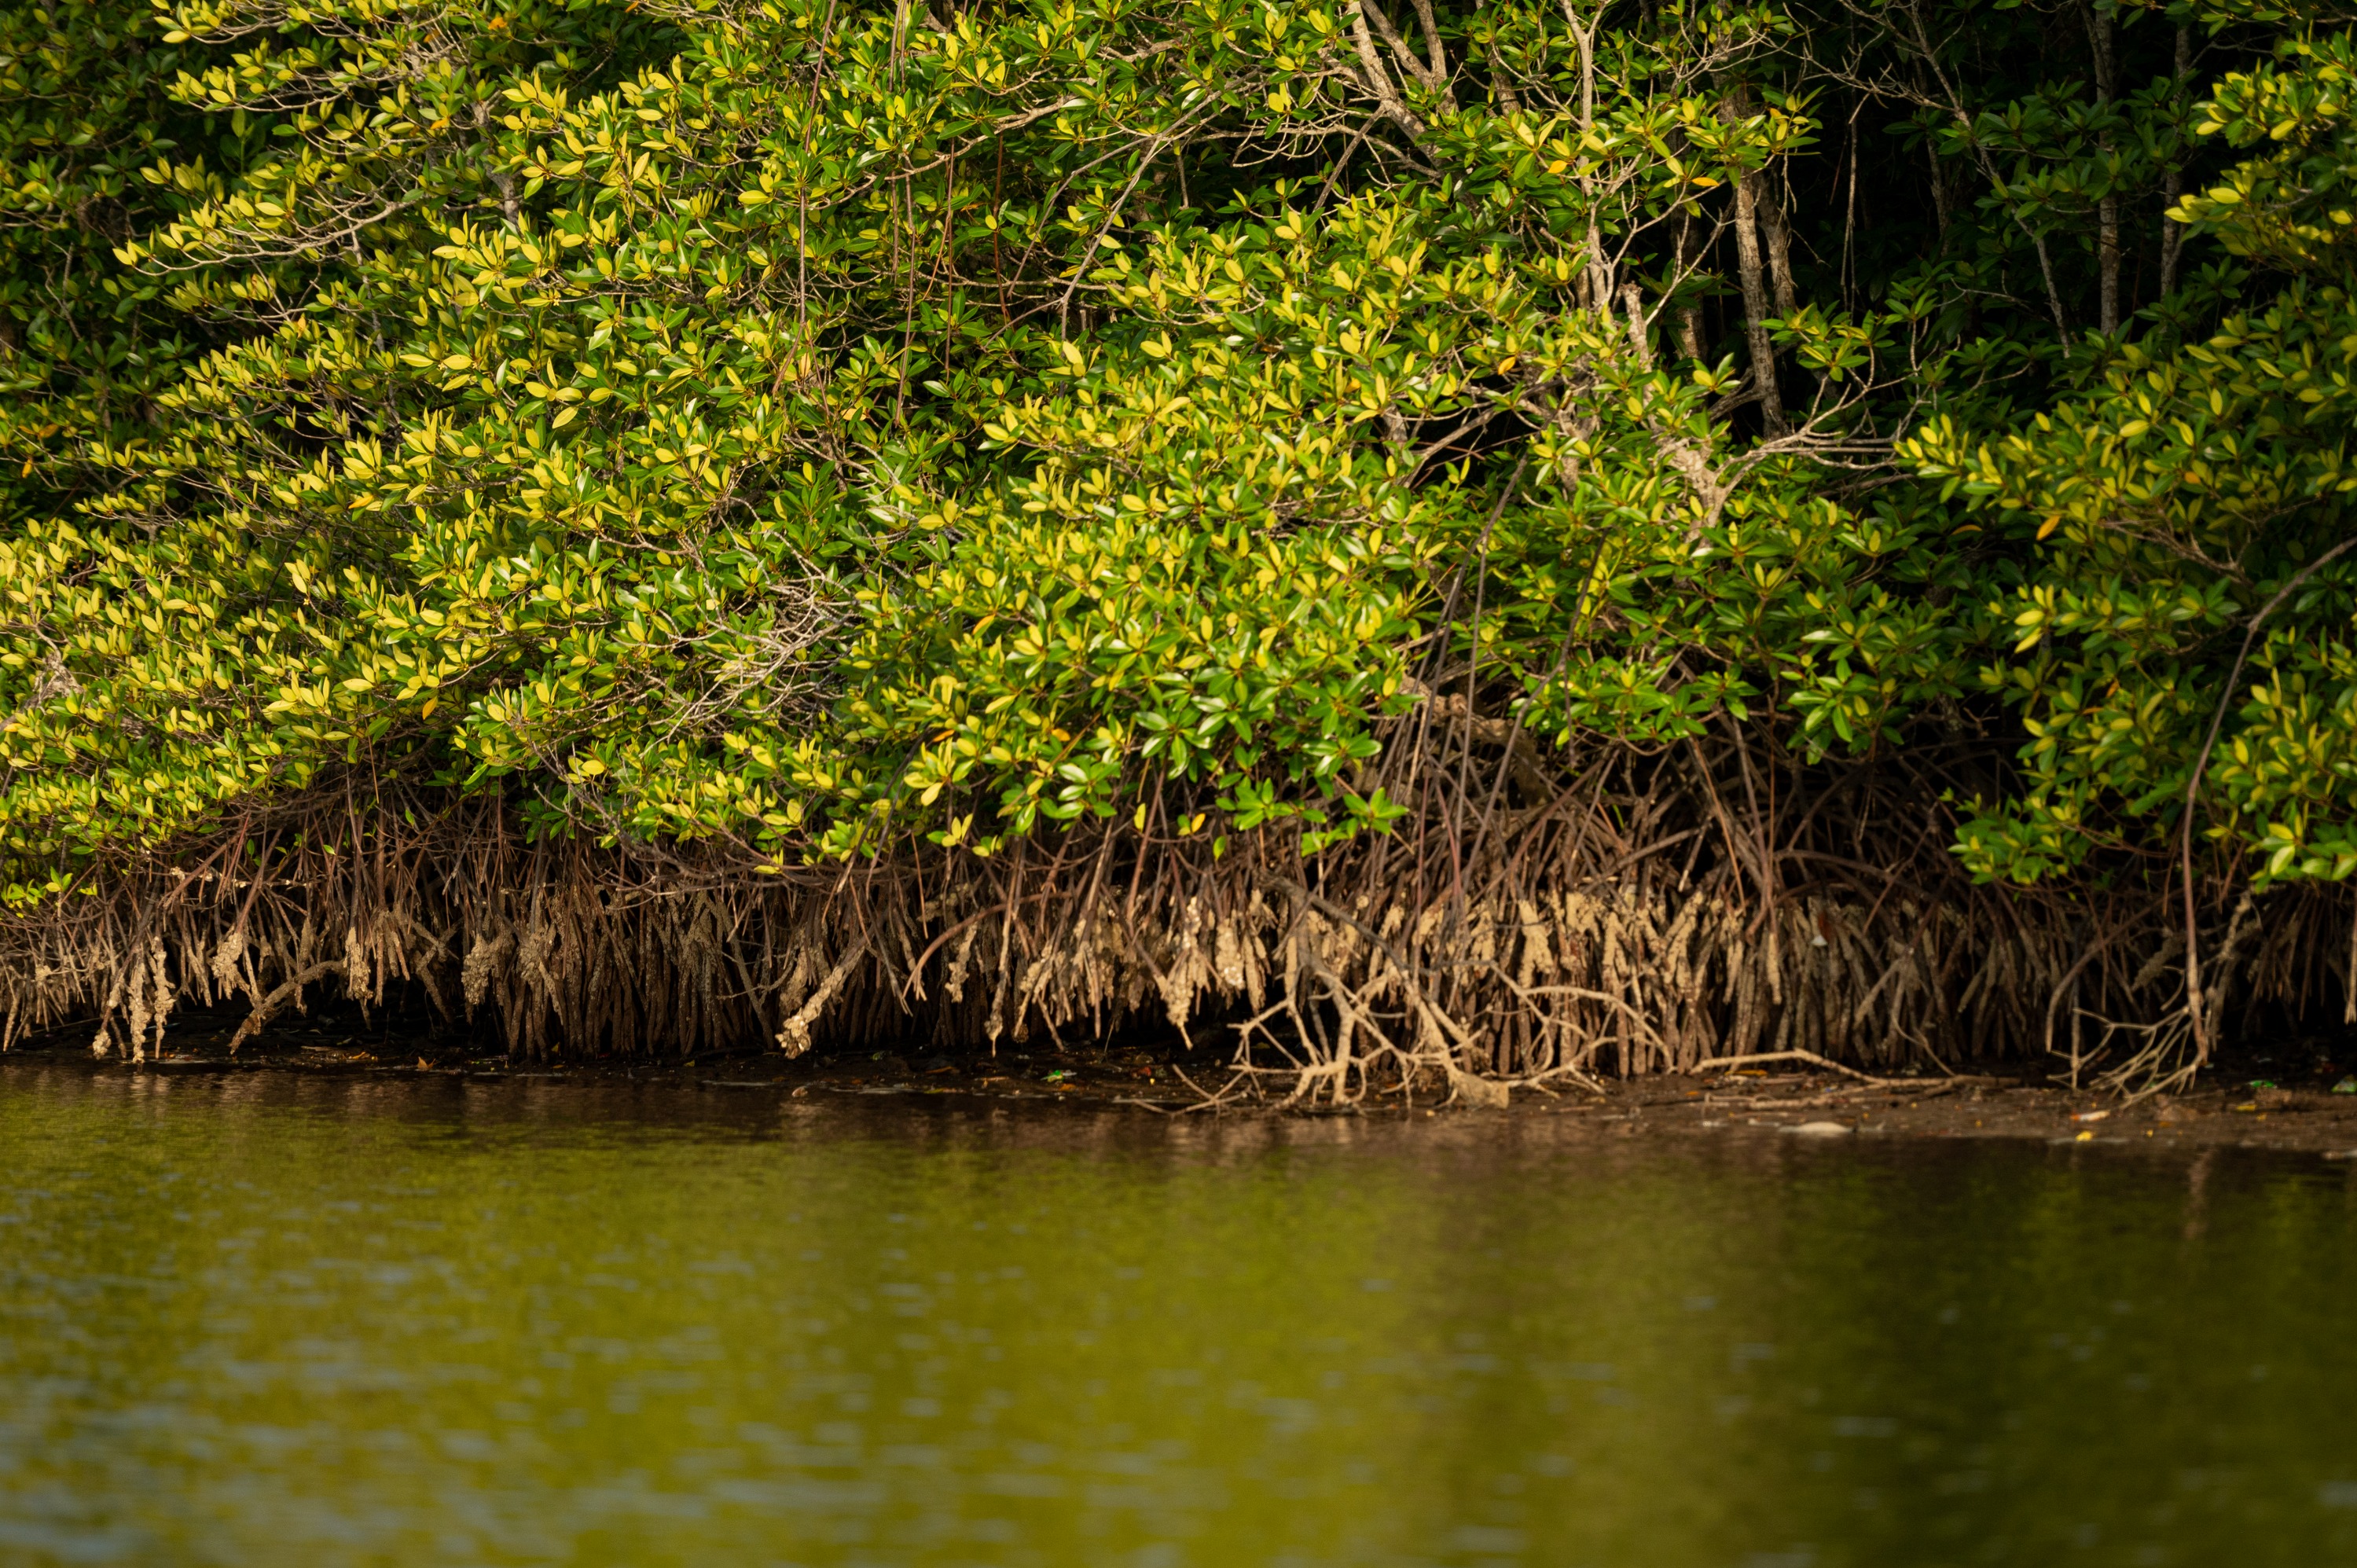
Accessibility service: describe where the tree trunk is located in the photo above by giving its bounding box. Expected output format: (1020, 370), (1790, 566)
(2099, 196), (2120, 335)
(2083, 0), (2120, 333)
(1720, 84), (1787, 435)
(2161, 21), (2192, 298)
(1676, 208), (1705, 362)
(1923, 131), (1948, 245)
(1734, 169), (1787, 435)
(1757, 174), (1798, 319)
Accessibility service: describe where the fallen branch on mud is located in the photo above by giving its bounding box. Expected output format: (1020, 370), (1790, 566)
(1697, 1049), (1900, 1087)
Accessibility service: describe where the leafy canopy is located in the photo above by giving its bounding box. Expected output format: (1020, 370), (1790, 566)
(1, 0), (2352, 905)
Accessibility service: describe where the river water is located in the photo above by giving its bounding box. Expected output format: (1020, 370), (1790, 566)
(2, 1064), (2355, 1566)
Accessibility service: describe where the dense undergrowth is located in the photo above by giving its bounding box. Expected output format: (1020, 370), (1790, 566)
(5, 0), (2357, 1094)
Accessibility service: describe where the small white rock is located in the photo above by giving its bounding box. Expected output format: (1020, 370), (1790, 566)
(1783, 1120), (1852, 1137)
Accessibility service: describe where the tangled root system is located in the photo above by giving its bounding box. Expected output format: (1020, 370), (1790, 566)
(5, 719), (2341, 1102)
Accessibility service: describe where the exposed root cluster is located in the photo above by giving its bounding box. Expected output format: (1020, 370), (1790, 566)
(3, 723), (2344, 1101)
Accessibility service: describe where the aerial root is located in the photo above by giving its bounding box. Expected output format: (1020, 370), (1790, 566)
(0, 733), (2338, 1100)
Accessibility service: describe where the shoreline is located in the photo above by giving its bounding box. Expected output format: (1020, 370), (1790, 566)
(9, 1025), (2357, 1159)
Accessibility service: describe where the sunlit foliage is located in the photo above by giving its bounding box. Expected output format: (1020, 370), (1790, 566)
(0, 0), (2348, 914)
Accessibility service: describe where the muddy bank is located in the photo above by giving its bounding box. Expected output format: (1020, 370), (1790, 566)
(11, 1008), (2357, 1158)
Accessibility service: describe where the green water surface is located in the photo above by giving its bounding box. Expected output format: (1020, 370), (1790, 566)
(2, 1064), (2355, 1566)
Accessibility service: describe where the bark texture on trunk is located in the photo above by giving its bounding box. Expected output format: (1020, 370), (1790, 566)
(2084, 0), (2120, 333)
(1734, 168), (1787, 435)
(2161, 21), (2193, 299)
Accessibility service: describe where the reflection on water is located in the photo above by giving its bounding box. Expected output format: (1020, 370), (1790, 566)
(2, 1065), (2355, 1566)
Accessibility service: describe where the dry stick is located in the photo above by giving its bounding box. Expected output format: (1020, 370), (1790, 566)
(993, 134), (1008, 324)
(1313, 114), (1381, 214)
(1698, 1048), (1898, 1086)
(2179, 534), (2357, 1062)
(1169, 1059), (1255, 1112)
(226, 960), (346, 1055)
(1054, 111), (1210, 334)
(1840, 108), (1861, 310)
(901, 900), (1004, 998)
